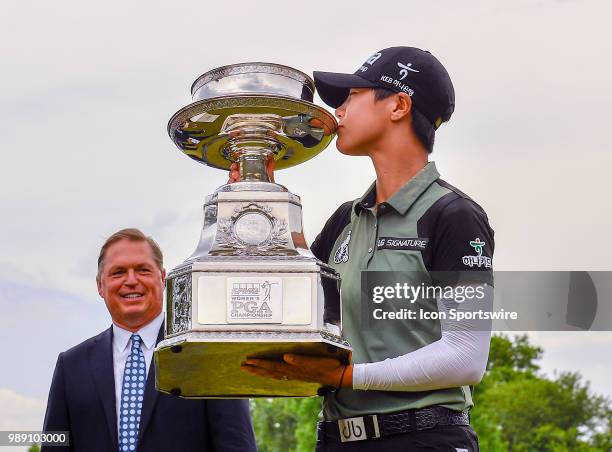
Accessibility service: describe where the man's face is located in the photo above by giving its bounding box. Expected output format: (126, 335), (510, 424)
(334, 88), (390, 155)
(97, 239), (165, 330)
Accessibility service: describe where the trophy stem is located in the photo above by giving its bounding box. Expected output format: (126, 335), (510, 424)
(238, 152), (271, 182)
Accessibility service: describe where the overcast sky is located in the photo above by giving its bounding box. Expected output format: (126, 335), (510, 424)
(1, 0), (611, 438)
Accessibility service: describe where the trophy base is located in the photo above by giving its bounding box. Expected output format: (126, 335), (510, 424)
(154, 331), (351, 398)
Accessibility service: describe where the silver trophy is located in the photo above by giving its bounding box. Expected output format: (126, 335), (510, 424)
(154, 63), (351, 398)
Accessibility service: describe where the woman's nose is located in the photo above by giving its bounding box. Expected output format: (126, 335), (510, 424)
(335, 104), (345, 119)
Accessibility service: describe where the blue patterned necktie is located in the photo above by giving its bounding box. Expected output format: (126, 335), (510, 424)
(118, 334), (146, 452)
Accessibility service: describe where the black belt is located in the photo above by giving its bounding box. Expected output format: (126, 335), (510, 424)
(317, 406), (470, 443)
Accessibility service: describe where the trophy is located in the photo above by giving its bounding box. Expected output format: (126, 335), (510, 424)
(154, 63), (351, 398)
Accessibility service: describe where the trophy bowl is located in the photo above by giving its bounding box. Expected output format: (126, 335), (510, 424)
(168, 62), (337, 173)
(155, 63), (351, 398)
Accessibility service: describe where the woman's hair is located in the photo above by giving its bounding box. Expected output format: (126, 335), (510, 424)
(372, 87), (435, 153)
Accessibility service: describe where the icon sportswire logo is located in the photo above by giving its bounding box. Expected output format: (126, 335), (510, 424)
(397, 62), (419, 80)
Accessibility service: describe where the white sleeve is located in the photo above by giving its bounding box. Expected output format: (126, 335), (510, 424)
(352, 283), (493, 391)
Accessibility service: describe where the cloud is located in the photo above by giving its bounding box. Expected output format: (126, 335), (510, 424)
(525, 332), (612, 400)
(0, 388), (46, 430)
(0, 389), (47, 452)
(0, 277), (110, 399)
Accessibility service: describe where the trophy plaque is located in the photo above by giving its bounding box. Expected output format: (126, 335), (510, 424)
(154, 63), (351, 398)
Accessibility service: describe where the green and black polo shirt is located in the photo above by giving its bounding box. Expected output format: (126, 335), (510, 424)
(310, 161), (494, 421)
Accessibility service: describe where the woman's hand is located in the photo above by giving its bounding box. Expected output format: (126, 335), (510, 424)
(240, 354), (353, 388)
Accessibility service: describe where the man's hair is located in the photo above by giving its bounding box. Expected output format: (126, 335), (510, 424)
(372, 87), (435, 153)
(97, 228), (163, 278)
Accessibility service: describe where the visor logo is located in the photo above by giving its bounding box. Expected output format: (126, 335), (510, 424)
(366, 52), (382, 65)
(397, 62), (419, 80)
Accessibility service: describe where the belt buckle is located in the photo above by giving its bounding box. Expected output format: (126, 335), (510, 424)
(337, 415), (380, 442)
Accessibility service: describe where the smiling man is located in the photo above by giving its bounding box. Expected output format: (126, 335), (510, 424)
(97, 235), (166, 332)
(42, 228), (256, 452)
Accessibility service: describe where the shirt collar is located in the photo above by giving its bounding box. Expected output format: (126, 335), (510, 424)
(112, 311), (164, 353)
(354, 161), (440, 216)
(353, 181), (377, 215)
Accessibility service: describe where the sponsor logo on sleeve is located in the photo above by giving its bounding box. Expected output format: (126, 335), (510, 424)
(376, 237), (429, 251)
(462, 237), (492, 268)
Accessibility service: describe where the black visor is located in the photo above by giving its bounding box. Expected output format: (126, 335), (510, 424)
(313, 71), (377, 108)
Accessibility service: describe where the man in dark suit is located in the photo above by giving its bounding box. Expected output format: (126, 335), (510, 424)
(42, 228), (257, 452)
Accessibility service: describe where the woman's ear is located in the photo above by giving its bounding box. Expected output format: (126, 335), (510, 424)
(390, 92), (412, 122)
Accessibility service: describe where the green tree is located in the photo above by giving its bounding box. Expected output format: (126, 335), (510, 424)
(487, 333), (543, 374)
(250, 397), (320, 452)
(251, 398), (299, 452)
(471, 334), (612, 451)
(294, 396), (321, 451)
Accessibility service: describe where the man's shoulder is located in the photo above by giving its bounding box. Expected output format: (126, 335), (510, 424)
(60, 327), (111, 361)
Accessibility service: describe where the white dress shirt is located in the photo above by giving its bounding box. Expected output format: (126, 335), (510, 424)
(112, 311), (164, 432)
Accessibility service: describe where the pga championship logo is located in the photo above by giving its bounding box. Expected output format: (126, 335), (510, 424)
(227, 278), (282, 323)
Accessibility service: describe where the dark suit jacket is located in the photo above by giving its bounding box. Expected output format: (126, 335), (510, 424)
(42, 324), (257, 452)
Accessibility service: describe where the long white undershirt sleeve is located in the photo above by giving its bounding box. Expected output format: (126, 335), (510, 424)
(352, 283), (493, 392)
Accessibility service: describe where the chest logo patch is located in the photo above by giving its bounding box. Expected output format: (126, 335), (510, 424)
(377, 237), (429, 251)
(333, 230), (352, 264)
(462, 237), (492, 268)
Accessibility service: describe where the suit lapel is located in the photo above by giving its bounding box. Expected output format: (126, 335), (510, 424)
(137, 322), (164, 444)
(89, 326), (118, 450)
